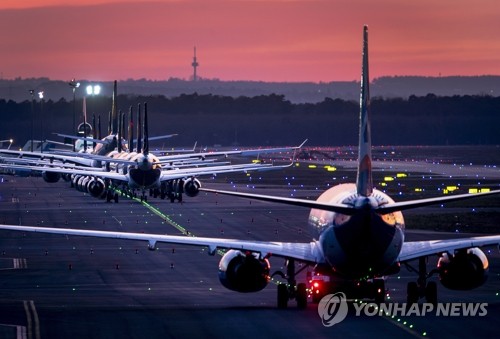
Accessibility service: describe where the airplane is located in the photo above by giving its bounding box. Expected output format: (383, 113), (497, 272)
(1, 26), (500, 309)
(0, 80), (306, 202)
(0, 101), (303, 202)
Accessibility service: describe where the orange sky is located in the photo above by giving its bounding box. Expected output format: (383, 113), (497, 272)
(1, 0), (499, 82)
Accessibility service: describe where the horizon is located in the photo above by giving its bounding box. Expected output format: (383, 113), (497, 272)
(1, 1), (499, 83)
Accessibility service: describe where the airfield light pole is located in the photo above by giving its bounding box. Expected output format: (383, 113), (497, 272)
(69, 79), (80, 152)
(85, 84), (101, 151)
(38, 91), (44, 153)
(29, 89), (35, 152)
(0, 139), (13, 150)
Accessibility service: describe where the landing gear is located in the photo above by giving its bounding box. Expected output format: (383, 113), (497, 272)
(140, 190), (148, 202)
(277, 283), (288, 309)
(296, 283), (307, 309)
(404, 257), (439, 304)
(274, 258), (308, 309)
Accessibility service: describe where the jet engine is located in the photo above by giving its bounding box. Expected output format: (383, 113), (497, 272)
(42, 171), (61, 183)
(183, 178), (201, 197)
(87, 177), (106, 198)
(71, 174), (81, 188)
(218, 250), (270, 293)
(437, 247), (489, 290)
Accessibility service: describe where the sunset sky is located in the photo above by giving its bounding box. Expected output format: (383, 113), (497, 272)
(1, 0), (499, 82)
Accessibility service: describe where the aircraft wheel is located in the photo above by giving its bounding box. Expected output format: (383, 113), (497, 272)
(407, 282), (419, 304)
(425, 281), (437, 306)
(277, 283), (288, 309)
(296, 283), (307, 309)
(114, 193), (119, 203)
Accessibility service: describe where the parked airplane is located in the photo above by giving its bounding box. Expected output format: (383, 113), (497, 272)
(1, 26), (499, 309)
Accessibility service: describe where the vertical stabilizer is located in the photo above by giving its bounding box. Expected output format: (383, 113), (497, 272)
(97, 115), (102, 140)
(96, 115), (102, 139)
(136, 103), (142, 153)
(356, 25), (373, 197)
(83, 113), (88, 151)
(92, 114), (96, 149)
(111, 80), (118, 134)
(117, 110), (122, 153)
(107, 110), (112, 135)
(128, 106), (134, 151)
(143, 102), (149, 155)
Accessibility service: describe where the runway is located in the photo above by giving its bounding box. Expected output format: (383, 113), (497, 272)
(0, 170), (499, 338)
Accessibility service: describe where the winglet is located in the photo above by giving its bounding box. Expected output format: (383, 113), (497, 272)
(356, 25), (373, 197)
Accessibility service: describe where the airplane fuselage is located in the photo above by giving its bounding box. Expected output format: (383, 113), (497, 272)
(309, 183), (405, 279)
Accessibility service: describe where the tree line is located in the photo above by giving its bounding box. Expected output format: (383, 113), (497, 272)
(0, 93), (498, 148)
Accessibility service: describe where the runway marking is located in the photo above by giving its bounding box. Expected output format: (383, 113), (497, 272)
(17, 325), (27, 339)
(13, 258), (28, 269)
(23, 300), (40, 339)
(0, 324), (27, 339)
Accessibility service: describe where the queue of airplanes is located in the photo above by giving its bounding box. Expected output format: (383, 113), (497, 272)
(1, 26), (500, 309)
(0, 81), (305, 203)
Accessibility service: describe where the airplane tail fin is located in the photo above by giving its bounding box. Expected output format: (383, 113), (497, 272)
(117, 110), (123, 153)
(128, 106), (134, 151)
(355, 25), (373, 197)
(97, 115), (102, 140)
(83, 113), (88, 151)
(143, 102), (149, 155)
(136, 103), (142, 153)
(111, 80), (118, 135)
(92, 115), (97, 149)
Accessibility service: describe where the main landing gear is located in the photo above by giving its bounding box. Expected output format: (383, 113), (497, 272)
(274, 259), (308, 309)
(404, 257), (438, 305)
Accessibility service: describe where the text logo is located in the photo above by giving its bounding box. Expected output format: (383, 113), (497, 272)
(317, 292), (348, 327)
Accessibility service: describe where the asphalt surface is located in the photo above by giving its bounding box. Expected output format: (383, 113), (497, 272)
(0, 171), (499, 338)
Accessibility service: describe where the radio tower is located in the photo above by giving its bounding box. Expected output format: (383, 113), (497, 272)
(191, 46), (199, 81)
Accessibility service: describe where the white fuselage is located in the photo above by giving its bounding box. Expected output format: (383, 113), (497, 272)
(308, 183), (405, 279)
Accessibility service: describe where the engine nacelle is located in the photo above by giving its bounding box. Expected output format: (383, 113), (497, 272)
(438, 247), (489, 290)
(81, 176), (92, 192)
(183, 178), (201, 197)
(76, 176), (87, 192)
(87, 177), (107, 198)
(42, 171), (61, 183)
(71, 174), (81, 188)
(218, 250), (270, 293)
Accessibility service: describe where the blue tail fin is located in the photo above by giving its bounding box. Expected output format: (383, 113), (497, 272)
(356, 25), (373, 197)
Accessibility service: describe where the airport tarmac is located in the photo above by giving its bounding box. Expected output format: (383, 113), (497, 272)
(0, 170), (499, 338)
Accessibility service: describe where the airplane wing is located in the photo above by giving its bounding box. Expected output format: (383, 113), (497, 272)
(156, 139), (307, 162)
(159, 161), (294, 182)
(54, 133), (111, 145)
(0, 163), (128, 182)
(0, 157), (105, 171)
(0, 161), (293, 186)
(0, 224), (322, 263)
(199, 188), (500, 216)
(399, 236), (500, 262)
(0, 149), (95, 167)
